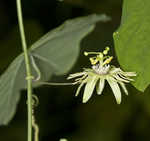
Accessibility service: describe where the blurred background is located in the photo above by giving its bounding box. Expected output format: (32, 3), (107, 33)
(0, 0), (150, 141)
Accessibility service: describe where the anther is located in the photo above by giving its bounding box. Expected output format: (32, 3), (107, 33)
(103, 50), (108, 55)
(105, 46), (110, 51)
(103, 56), (113, 65)
(89, 58), (97, 65)
(103, 47), (110, 55)
(84, 52), (88, 56)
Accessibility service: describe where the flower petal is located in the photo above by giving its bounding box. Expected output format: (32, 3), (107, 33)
(109, 67), (120, 74)
(96, 78), (105, 95)
(67, 72), (86, 79)
(120, 71), (136, 77)
(75, 81), (86, 96)
(118, 73), (134, 81)
(113, 74), (130, 83)
(118, 81), (128, 95)
(83, 76), (98, 103)
(107, 77), (121, 104)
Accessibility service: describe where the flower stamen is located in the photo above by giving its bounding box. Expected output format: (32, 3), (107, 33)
(68, 47), (136, 104)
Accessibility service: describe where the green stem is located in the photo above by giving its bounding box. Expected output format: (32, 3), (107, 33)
(38, 81), (75, 86)
(16, 0), (33, 141)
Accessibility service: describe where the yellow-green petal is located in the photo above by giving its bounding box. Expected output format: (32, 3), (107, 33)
(118, 81), (128, 95)
(67, 72), (86, 79)
(75, 81), (85, 96)
(82, 76), (98, 103)
(107, 77), (121, 104)
(96, 78), (105, 95)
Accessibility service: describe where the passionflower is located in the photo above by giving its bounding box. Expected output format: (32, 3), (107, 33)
(67, 47), (136, 104)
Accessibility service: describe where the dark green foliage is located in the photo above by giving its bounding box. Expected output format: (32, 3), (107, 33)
(114, 0), (150, 91)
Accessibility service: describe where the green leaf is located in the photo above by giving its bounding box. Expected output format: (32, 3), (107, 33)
(0, 14), (110, 125)
(0, 55), (25, 125)
(113, 0), (150, 91)
(30, 14), (110, 76)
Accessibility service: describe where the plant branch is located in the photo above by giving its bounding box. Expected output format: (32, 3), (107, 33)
(16, 0), (33, 141)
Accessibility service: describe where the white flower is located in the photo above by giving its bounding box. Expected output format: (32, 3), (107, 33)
(67, 47), (136, 104)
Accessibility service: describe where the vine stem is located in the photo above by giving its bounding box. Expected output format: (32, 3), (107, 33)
(16, 0), (33, 141)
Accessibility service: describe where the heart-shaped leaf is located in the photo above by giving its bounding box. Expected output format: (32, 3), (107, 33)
(0, 14), (110, 125)
(113, 0), (150, 92)
(30, 14), (110, 76)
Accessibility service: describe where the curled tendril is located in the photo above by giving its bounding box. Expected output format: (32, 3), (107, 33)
(31, 94), (39, 141)
(26, 94), (39, 141)
(30, 54), (74, 86)
(30, 54), (41, 81)
(32, 94), (39, 107)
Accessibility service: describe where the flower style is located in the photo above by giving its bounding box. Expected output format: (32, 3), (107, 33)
(67, 47), (136, 104)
